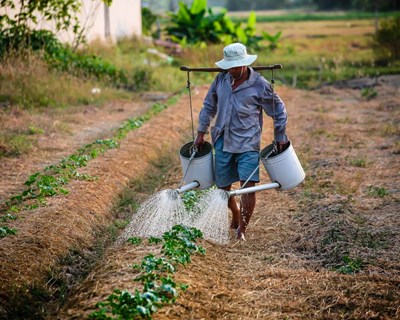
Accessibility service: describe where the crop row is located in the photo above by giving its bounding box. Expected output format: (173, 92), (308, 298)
(90, 225), (205, 320)
(0, 102), (170, 238)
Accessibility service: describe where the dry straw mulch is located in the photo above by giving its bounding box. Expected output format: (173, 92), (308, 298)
(0, 88), (205, 316)
(61, 83), (399, 319)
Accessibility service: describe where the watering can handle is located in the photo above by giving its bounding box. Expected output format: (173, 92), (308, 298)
(178, 147), (197, 188)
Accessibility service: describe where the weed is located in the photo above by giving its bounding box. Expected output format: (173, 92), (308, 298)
(0, 132), (33, 157)
(336, 116), (351, 124)
(0, 225), (17, 238)
(349, 157), (368, 168)
(382, 123), (399, 136)
(367, 185), (388, 197)
(361, 87), (378, 100)
(127, 237), (142, 245)
(28, 125), (44, 135)
(335, 256), (363, 274)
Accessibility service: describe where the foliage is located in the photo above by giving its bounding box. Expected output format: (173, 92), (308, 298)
(373, 16), (400, 61)
(361, 87), (378, 100)
(227, 0), (290, 11)
(142, 7), (159, 37)
(90, 225), (204, 320)
(335, 256), (363, 274)
(231, 11), (400, 23)
(314, 0), (398, 11)
(0, 0), (111, 48)
(0, 226), (16, 238)
(0, 102), (170, 237)
(367, 185), (388, 197)
(0, 29), (153, 91)
(165, 0), (279, 50)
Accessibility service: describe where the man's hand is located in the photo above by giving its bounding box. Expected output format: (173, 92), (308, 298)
(194, 132), (205, 148)
(277, 140), (290, 153)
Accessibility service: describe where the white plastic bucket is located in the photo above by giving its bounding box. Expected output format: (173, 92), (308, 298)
(179, 141), (214, 190)
(260, 141), (305, 191)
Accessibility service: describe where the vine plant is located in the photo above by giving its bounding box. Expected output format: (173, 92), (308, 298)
(0, 102), (168, 238)
(90, 225), (205, 320)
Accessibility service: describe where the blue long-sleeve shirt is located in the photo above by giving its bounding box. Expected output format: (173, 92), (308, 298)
(197, 67), (288, 153)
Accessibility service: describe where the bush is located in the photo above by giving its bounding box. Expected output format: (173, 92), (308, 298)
(374, 17), (400, 61)
(0, 28), (153, 91)
(165, 0), (280, 50)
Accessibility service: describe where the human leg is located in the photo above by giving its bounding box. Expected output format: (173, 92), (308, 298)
(235, 151), (260, 239)
(220, 184), (240, 229)
(236, 181), (256, 238)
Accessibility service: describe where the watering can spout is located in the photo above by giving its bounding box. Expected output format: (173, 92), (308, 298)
(175, 181), (200, 194)
(228, 182), (280, 197)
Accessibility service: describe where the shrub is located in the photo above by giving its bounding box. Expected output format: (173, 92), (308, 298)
(0, 29), (153, 91)
(374, 17), (400, 61)
(165, 0), (280, 50)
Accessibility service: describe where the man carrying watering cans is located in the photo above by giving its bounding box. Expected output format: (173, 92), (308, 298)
(194, 43), (289, 241)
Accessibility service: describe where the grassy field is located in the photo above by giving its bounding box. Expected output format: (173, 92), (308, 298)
(1, 13), (399, 158)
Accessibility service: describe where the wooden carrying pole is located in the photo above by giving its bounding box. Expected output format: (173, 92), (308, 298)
(180, 64), (282, 72)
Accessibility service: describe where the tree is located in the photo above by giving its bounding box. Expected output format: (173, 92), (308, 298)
(0, 0), (112, 50)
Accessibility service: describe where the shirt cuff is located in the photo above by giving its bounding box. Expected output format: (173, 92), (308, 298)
(197, 123), (209, 133)
(275, 132), (288, 142)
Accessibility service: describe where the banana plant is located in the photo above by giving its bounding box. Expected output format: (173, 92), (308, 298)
(165, 0), (277, 50)
(261, 30), (282, 51)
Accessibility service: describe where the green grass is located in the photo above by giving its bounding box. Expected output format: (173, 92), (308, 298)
(1, 15), (399, 111)
(230, 11), (400, 23)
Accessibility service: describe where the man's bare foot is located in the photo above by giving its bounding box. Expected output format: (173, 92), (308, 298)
(235, 228), (246, 241)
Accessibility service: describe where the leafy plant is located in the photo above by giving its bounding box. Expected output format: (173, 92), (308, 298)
(361, 87), (377, 100)
(165, 0), (277, 50)
(349, 157), (368, 168)
(0, 101), (171, 238)
(142, 7), (159, 37)
(0, 29), (153, 91)
(373, 16), (400, 61)
(128, 237), (142, 245)
(335, 256), (363, 274)
(261, 30), (282, 51)
(367, 185), (389, 197)
(0, 226), (16, 238)
(0, 0), (111, 49)
(90, 225), (204, 320)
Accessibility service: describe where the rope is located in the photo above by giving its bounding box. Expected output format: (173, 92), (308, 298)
(186, 71), (195, 142)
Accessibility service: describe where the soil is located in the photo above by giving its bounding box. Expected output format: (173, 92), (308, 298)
(0, 78), (399, 319)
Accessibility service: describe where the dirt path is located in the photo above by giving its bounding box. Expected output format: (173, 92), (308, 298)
(61, 83), (399, 319)
(0, 81), (399, 319)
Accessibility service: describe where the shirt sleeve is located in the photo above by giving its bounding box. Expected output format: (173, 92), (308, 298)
(197, 75), (220, 133)
(259, 81), (288, 142)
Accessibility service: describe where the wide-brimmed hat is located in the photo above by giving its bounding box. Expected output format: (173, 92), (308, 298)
(215, 43), (257, 70)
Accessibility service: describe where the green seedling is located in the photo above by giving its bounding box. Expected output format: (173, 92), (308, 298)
(0, 226), (17, 238)
(90, 225), (204, 320)
(335, 256), (363, 274)
(367, 185), (388, 197)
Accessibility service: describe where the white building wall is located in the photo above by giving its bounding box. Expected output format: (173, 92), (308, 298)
(0, 0), (142, 44)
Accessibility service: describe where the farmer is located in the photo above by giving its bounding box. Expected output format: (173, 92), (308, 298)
(194, 42), (289, 241)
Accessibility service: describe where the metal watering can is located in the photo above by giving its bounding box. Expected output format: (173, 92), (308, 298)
(175, 140), (305, 197)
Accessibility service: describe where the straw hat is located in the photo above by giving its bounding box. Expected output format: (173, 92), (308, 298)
(215, 43), (257, 70)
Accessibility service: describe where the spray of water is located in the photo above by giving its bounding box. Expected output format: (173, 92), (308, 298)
(119, 188), (231, 245)
(189, 189), (230, 244)
(119, 189), (187, 242)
